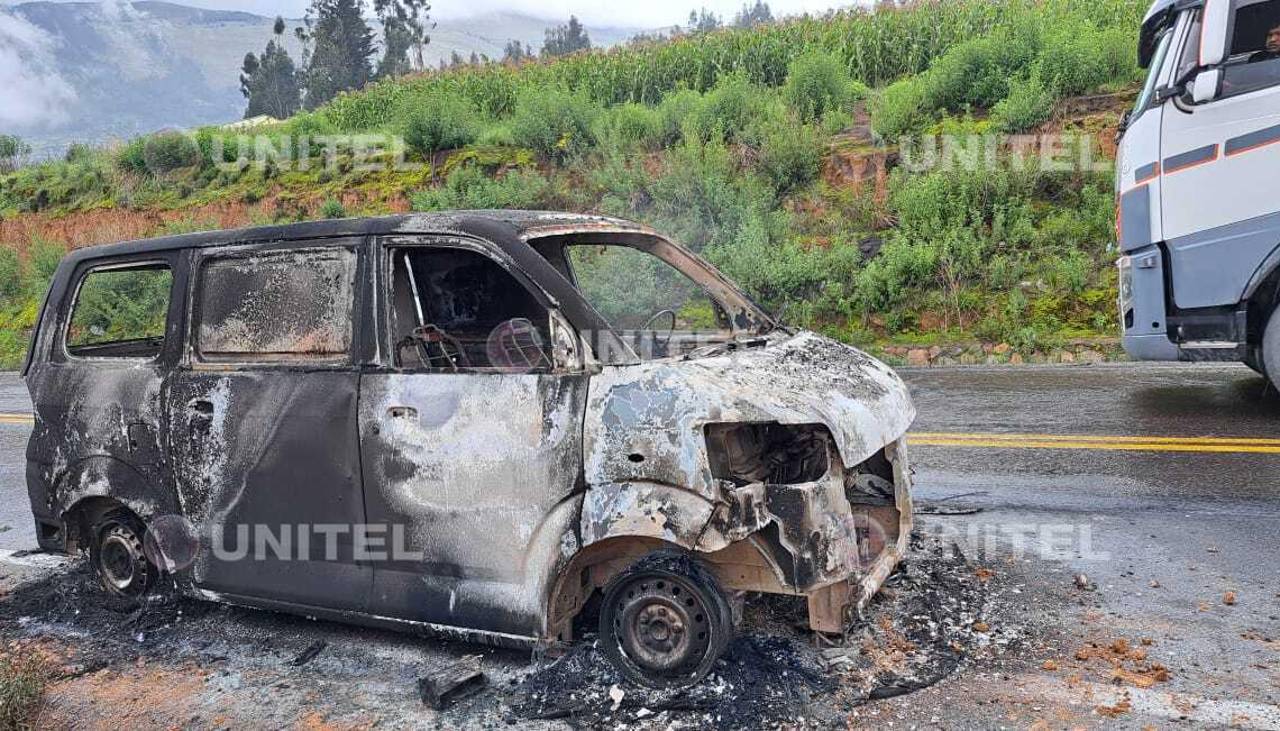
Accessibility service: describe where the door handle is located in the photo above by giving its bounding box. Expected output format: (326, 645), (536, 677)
(387, 406), (417, 420)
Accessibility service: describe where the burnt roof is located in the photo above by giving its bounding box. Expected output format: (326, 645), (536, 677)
(60, 210), (655, 266)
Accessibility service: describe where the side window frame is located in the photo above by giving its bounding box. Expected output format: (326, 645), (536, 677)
(1181, 0), (1280, 107)
(374, 234), (569, 374)
(185, 238), (367, 370)
(58, 255), (180, 366)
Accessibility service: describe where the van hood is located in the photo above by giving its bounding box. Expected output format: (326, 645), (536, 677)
(583, 330), (916, 497)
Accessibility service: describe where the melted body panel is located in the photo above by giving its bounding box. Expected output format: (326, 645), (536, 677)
(358, 372), (588, 636)
(167, 370), (369, 609)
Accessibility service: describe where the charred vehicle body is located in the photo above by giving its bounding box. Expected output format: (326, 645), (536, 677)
(23, 212), (915, 686)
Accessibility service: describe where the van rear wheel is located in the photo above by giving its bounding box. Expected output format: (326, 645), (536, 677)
(89, 510), (156, 600)
(598, 551), (732, 688)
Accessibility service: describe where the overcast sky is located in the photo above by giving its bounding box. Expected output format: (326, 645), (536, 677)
(0, 0), (853, 29)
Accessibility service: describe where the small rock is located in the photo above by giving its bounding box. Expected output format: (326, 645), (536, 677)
(608, 684), (624, 711)
(1042, 659), (1058, 671)
(1009, 353), (1025, 365)
(907, 349), (930, 366)
(1074, 573), (1092, 591)
(973, 621), (990, 633)
(1224, 591), (1237, 606)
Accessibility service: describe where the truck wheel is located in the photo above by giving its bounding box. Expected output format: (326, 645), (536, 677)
(1265, 308), (1280, 389)
(89, 510), (156, 600)
(598, 550), (733, 688)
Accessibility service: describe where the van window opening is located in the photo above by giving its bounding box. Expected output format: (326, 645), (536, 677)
(564, 243), (733, 361)
(65, 263), (171, 359)
(390, 246), (552, 372)
(196, 247), (356, 361)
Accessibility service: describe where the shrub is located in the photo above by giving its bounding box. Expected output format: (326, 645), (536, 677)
(0, 248), (19, 301)
(411, 165), (550, 210)
(595, 102), (662, 151)
(689, 74), (763, 143)
(403, 91), (481, 157)
(654, 89), (704, 147)
(26, 236), (66, 297)
(115, 138), (149, 175)
(870, 77), (929, 140)
(991, 74), (1054, 132)
(749, 116), (825, 195)
(510, 87), (599, 161)
(783, 51), (853, 123)
(142, 131), (201, 174)
(320, 199), (347, 218)
(0, 135), (29, 173)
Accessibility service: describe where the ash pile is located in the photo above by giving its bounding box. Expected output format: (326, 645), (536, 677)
(508, 533), (1001, 728)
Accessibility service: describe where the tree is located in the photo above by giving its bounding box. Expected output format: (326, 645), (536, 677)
(733, 1), (772, 27)
(374, 0), (432, 78)
(502, 39), (533, 63)
(0, 135), (30, 174)
(541, 15), (590, 57)
(240, 17), (302, 119)
(687, 7), (721, 33)
(297, 0), (376, 109)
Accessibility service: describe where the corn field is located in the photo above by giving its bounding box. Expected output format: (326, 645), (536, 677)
(321, 0), (1146, 130)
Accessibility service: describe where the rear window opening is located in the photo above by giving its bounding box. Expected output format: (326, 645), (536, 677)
(65, 262), (171, 360)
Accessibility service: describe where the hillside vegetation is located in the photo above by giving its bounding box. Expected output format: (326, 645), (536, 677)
(0, 0), (1146, 367)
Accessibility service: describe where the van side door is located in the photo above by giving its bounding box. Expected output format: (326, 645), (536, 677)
(26, 255), (181, 549)
(167, 239), (371, 610)
(358, 235), (588, 638)
(1159, 0), (1280, 311)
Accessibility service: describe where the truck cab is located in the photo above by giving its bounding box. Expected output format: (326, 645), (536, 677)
(1118, 0), (1280, 383)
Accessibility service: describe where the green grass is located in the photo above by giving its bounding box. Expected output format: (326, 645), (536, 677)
(0, 652), (49, 729)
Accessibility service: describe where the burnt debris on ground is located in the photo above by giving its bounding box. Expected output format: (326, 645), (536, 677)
(508, 533), (1003, 728)
(0, 532), (1018, 728)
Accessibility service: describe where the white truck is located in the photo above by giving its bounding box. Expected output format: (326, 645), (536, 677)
(1118, 0), (1280, 384)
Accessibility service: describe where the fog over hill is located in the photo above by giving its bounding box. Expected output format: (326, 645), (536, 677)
(0, 1), (646, 155)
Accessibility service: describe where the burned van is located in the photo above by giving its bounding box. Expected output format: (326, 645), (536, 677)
(23, 212), (915, 687)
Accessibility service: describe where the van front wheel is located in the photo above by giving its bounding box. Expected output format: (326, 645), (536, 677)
(598, 551), (732, 688)
(89, 511), (156, 600)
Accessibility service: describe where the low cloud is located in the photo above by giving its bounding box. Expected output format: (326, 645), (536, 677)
(0, 10), (77, 130)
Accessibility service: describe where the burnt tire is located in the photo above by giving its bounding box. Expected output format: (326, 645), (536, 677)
(598, 550), (733, 689)
(89, 510), (156, 601)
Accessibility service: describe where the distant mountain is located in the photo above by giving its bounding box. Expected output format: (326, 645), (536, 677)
(0, 1), (647, 156)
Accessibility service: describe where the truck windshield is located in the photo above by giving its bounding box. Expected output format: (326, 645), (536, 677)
(1132, 30), (1174, 120)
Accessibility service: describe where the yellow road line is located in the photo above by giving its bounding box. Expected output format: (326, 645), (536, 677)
(910, 434), (1280, 454)
(911, 431), (1280, 446)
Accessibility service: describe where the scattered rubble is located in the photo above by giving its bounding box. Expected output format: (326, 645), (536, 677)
(1, 532), (1039, 728)
(418, 658), (487, 709)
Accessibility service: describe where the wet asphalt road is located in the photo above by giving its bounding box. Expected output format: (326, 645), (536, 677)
(0, 363), (1277, 723)
(4, 362), (1275, 550)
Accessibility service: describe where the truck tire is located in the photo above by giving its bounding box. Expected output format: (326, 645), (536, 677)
(1265, 307), (1280, 389)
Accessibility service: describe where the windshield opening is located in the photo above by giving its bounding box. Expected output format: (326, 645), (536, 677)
(529, 231), (774, 362)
